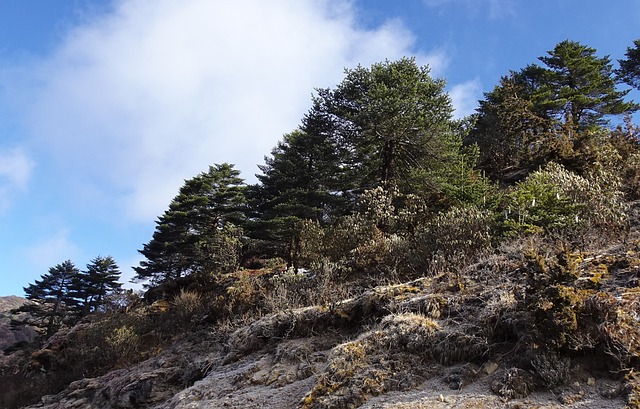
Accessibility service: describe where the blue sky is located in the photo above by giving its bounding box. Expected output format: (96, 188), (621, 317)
(0, 0), (638, 296)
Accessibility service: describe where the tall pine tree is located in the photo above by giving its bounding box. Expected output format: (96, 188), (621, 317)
(134, 163), (247, 285)
(617, 39), (640, 90)
(467, 40), (637, 181)
(71, 256), (122, 315)
(530, 40), (634, 130)
(312, 57), (463, 194)
(18, 261), (80, 337)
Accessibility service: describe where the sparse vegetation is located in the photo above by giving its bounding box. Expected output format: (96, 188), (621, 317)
(3, 40), (640, 408)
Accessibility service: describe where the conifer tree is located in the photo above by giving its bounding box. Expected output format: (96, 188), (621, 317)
(311, 57), (464, 194)
(249, 128), (348, 261)
(617, 39), (640, 90)
(530, 40), (634, 130)
(134, 163), (246, 285)
(253, 58), (482, 263)
(17, 261), (80, 337)
(468, 40), (637, 181)
(71, 256), (122, 314)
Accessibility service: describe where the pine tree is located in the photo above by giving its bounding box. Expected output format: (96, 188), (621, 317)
(467, 40), (637, 181)
(251, 58), (490, 267)
(134, 163), (247, 285)
(616, 39), (640, 90)
(16, 261), (80, 337)
(528, 40), (634, 130)
(466, 74), (561, 182)
(249, 128), (348, 262)
(71, 256), (122, 314)
(311, 57), (462, 194)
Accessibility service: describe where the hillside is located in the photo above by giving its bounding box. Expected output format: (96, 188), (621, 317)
(3, 48), (640, 409)
(10, 220), (640, 408)
(0, 296), (36, 356)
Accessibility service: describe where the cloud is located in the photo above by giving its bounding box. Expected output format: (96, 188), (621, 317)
(12, 0), (442, 223)
(22, 229), (81, 277)
(0, 147), (33, 211)
(423, 0), (516, 19)
(449, 78), (482, 118)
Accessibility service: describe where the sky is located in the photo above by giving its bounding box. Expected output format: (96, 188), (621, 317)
(0, 0), (638, 296)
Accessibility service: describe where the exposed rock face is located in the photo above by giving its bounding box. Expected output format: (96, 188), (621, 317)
(0, 296), (37, 354)
(20, 268), (632, 409)
(26, 335), (219, 409)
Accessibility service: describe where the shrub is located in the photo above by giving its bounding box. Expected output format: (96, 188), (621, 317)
(172, 289), (204, 326)
(504, 164), (581, 235)
(531, 349), (572, 387)
(196, 223), (244, 276)
(504, 162), (627, 238)
(413, 205), (494, 272)
(298, 213), (410, 278)
(106, 324), (141, 365)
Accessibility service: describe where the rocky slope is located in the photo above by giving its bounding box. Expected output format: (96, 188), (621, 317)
(0, 296), (37, 356)
(18, 240), (640, 409)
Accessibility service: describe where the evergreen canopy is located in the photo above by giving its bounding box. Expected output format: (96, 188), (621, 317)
(134, 163), (246, 285)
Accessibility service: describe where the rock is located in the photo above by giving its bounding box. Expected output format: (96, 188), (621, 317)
(484, 361), (499, 375)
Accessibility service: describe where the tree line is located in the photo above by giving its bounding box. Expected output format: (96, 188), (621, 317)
(13, 257), (122, 337)
(16, 39), (640, 331)
(130, 39), (640, 287)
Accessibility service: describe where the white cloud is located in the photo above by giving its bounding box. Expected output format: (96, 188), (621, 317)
(23, 229), (81, 276)
(449, 78), (482, 118)
(0, 147), (33, 211)
(14, 0), (443, 222)
(423, 0), (516, 19)
(0, 147), (32, 189)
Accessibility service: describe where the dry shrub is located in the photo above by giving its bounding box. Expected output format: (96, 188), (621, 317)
(224, 271), (265, 316)
(413, 205), (493, 273)
(171, 289), (204, 325)
(297, 187), (418, 278)
(622, 153), (640, 200)
(262, 264), (353, 313)
(302, 214), (409, 277)
(374, 313), (440, 352)
(490, 367), (537, 399)
(584, 291), (640, 370)
(263, 269), (314, 311)
(0, 310), (160, 409)
(303, 312), (489, 408)
(625, 371), (640, 408)
(530, 349), (572, 387)
(65, 313), (155, 370)
(105, 324), (141, 365)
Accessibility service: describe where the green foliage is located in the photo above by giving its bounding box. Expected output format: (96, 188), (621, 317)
(17, 261), (81, 337)
(134, 163), (247, 285)
(71, 256), (122, 315)
(616, 39), (640, 90)
(414, 205), (494, 271)
(252, 58), (484, 264)
(313, 57), (473, 197)
(503, 162), (627, 237)
(468, 40), (637, 182)
(196, 222), (244, 278)
(249, 129), (346, 264)
(466, 74), (565, 181)
(12, 258), (123, 339)
(504, 164), (581, 235)
(531, 40), (634, 129)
